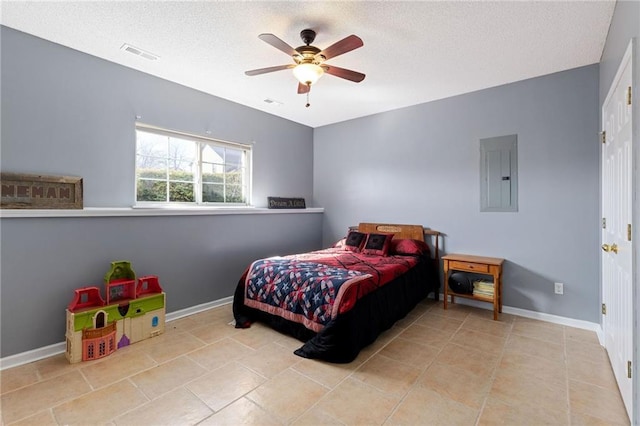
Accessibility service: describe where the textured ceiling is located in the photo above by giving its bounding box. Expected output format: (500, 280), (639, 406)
(1, 1), (615, 128)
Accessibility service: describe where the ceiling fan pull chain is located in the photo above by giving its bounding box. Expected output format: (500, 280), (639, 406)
(305, 88), (311, 108)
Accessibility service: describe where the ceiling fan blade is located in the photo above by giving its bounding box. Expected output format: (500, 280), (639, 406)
(297, 83), (310, 94)
(317, 35), (363, 60)
(258, 33), (298, 57)
(245, 64), (295, 76)
(321, 65), (366, 83)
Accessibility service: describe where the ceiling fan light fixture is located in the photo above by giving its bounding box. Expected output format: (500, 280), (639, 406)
(293, 63), (324, 86)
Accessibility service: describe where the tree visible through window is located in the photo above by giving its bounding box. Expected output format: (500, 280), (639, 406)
(135, 125), (251, 205)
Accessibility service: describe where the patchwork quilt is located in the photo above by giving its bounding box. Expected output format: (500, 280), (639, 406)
(242, 248), (420, 332)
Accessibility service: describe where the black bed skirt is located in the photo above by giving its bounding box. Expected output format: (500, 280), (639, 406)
(233, 256), (439, 363)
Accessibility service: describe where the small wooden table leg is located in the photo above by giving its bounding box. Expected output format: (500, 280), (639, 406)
(498, 277), (502, 314)
(443, 260), (449, 310)
(492, 268), (499, 320)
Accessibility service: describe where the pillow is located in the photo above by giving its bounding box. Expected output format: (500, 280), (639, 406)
(389, 239), (430, 256)
(333, 238), (347, 249)
(361, 233), (394, 256)
(344, 231), (367, 252)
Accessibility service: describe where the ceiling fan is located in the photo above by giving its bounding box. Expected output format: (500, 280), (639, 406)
(245, 29), (365, 106)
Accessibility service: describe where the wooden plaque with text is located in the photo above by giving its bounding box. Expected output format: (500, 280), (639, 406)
(1, 173), (83, 209)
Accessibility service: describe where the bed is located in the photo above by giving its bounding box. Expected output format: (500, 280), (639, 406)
(232, 223), (441, 363)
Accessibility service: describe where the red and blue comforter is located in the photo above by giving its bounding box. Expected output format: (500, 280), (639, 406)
(241, 247), (420, 332)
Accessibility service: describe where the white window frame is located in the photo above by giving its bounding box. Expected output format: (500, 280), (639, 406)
(135, 124), (252, 207)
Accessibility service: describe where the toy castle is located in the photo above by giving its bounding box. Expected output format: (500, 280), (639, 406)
(65, 261), (165, 363)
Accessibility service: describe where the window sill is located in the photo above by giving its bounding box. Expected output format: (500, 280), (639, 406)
(0, 206), (324, 218)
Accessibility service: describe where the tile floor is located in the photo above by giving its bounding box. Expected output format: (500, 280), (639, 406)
(0, 300), (630, 425)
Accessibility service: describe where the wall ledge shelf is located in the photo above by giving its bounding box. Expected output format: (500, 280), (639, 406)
(0, 206), (324, 219)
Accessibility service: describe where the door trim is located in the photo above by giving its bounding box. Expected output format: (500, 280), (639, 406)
(601, 37), (636, 425)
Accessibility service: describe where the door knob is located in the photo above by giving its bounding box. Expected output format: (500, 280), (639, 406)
(602, 244), (611, 252)
(602, 243), (618, 253)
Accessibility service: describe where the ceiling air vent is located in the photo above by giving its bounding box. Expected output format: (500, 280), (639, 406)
(120, 43), (159, 61)
(264, 98), (283, 106)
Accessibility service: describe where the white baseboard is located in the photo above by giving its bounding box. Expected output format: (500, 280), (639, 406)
(0, 297), (233, 371)
(1, 296), (603, 370)
(0, 342), (68, 371)
(440, 294), (604, 344)
(165, 296), (233, 322)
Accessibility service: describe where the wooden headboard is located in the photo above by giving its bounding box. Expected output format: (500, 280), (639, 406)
(357, 223), (424, 241)
(355, 222), (441, 259)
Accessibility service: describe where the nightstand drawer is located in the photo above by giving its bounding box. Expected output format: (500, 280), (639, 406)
(449, 260), (489, 273)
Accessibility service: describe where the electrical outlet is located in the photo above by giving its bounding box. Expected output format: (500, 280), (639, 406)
(554, 282), (564, 295)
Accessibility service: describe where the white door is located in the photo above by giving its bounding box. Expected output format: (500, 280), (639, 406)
(602, 41), (633, 422)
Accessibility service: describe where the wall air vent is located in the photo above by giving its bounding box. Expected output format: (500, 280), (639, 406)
(120, 43), (159, 61)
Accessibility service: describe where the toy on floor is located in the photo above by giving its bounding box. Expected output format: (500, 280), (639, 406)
(65, 261), (165, 363)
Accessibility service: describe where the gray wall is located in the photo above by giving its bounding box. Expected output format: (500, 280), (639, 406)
(1, 213), (322, 357)
(314, 64), (600, 322)
(1, 26), (314, 207)
(598, 0), (639, 421)
(0, 27), (321, 357)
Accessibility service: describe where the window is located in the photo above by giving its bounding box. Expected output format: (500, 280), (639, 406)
(135, 125), (251, 205)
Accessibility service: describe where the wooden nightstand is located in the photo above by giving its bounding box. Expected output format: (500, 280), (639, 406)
(442, 254), (505, 320)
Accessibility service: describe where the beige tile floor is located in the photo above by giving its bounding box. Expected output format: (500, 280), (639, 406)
(0, 300), (630, 425)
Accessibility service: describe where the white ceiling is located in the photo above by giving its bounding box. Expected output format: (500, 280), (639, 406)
(1, 1), (615, 128)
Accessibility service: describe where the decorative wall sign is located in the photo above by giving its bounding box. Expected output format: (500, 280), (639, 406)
(267, 197), (306, 209)
(1, 173), (83, 209)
